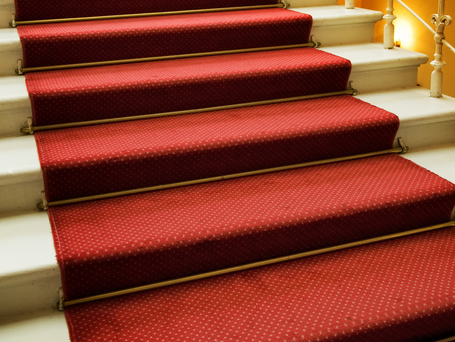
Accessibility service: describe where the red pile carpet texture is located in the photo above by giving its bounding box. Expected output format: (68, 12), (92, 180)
(50, 155), (455, 301)
(14, 0), (281, 21)
(65, 227), (455, 341)
(17, 9), (312, 68)
(25, 48), (351, 126)
(36, 95), (399, 202)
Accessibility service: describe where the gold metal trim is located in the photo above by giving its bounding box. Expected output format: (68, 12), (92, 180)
(22, 88), (348, 135)
(435, 337), (455, 342)
(38, 139), (407, 210)
(61, 220), (455, 308)
(16, 41), (314, 74)
(11, 2), (287, 27)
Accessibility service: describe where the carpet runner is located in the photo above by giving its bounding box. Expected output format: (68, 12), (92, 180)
(64, 227), (455, 342)
(36, 95), (399, 202)
(14, 0), (281, 22)
(50, 155), (455, 301)
(17, 9), (312, 68)
(25, 47), (351, 127)
(12, 0), (455, 340)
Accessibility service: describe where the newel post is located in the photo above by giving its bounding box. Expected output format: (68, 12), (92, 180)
(384, 0), (396, 49)
(430, 0), (452, 98)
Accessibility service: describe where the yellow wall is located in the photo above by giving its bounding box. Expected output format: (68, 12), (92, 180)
(338, 0), (455, 97)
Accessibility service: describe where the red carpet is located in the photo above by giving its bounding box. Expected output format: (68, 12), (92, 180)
(15, 2), (455, 339)
(25, 47), (351, 126)
(14, 0), (281, 21)
(17, 9), (312, 68)
(36, 95), (399, 202)
(65, 227), (455, 342)
(49, 155), (455, 301)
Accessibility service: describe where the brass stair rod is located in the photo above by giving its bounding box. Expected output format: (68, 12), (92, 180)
(17, 42), (314, 74)
(39, 138), (407, 210)
(22, 89), (351, 134)
(11, 2), (288, 27)
(61, 220), (455, 308)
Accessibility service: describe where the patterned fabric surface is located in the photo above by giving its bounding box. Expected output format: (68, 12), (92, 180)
(36, 96), (399, 202)
(64, 227), (455, 342)
(25, 48), (351, 126)
(49, 155), (455, 300)
(14, 0), (280, 21)
(17, 9), (312, 68)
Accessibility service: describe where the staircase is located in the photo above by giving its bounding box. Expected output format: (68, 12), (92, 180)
(1, 0), (455, 341)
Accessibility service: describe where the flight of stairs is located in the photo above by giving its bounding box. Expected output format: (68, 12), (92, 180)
(1, 0), (455, 341)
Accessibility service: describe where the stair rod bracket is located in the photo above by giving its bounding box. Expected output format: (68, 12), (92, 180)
(15, 60), (24, 75)
(280, 0), (290, 9)
(348, 81), (358, 96)
(310, 35), (321, 48)
(398, 137), (409, 154)
(58, 288), (65, 311)
(37, 191), (49, 211)
(20, 118), (34, 135)
(9, 14), (16, 28)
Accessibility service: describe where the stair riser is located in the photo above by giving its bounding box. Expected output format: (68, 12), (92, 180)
(0, 276), (60, 317)
(313, 23), (375, 47)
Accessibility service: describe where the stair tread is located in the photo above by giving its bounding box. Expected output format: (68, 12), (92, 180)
(0, 43), (428, 138)
(25, 47), (351, 126)
(46, 154), (455, 300)
(0, 5), (384, 58)
(14, 0), (280, 22)
(36, 95), (399, 202)
(3, 86), (455, 191)
(2, 142), (455, 317)
(18, 9), (312, 68)
(65, 226), (455, 341)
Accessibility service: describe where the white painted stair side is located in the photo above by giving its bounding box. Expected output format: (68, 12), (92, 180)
(291, 6), (383, 46)
(0, 43), (429, 137)
(1, 142), (455, 341)
(0, 5), (383, 77)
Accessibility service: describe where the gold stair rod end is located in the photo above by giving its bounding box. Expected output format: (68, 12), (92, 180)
(58, 288), (65, 311)
(37, 191), (49, 211)
(9, 14), (16, 28)
(310, 35), (321, 48)
(280, 0), (290, 9)
(20, 118), (34, 134)
(15, 60), (24, 75)
(398, 137), (409, 154)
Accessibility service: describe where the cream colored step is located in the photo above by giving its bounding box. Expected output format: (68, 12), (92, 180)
(2, 85), (453, 215)
(0, 5), (382, 76)
(0, 141), (455, 335)
(0, 42), (428, 137)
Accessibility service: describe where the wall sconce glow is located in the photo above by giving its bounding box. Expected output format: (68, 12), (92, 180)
(394, 20), (413, 48)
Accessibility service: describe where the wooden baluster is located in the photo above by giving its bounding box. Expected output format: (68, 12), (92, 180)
(430, 0), (452, 98)
(384, 0), (396, 49)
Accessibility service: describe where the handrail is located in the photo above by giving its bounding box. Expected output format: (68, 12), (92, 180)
(396, 0), (455, 54)
(383, 0), (453, 98)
